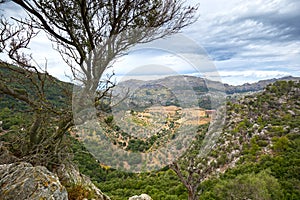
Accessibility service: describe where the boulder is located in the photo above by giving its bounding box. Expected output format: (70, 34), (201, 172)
(0, 142), (110, 200)
(55, 164), (110, 200)
(129, 194), (152, 200)
(0, 162), (68, 200)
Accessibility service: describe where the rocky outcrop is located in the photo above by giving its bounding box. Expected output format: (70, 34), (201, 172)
(55, 164), (110, 200)
(0, 162), (68, 200)
(0, 141), (110, 200)
(128, 194), (152, 200)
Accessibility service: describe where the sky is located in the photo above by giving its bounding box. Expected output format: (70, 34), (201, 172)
(1, 0), (299, 85)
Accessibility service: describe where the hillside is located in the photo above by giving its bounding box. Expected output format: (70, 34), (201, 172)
(224, 75), (300, 94)
(1, 64), (299, 199)
(0, 64), (72, 109)
(0, 64), (72, 130)
(199, 80), (300, 199)
(76, 80), (300, 199)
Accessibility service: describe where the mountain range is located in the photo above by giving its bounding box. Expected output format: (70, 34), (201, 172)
(117, 75), (300, 94)
(112, 75), (300, 110)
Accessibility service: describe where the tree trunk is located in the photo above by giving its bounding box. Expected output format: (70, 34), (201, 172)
(188, 191), (196, 200)
(187, 186), (197, 200)
(29, 113), (42, 147)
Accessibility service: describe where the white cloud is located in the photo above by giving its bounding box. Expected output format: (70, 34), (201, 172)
(199, 69), (292, 85)
(184, 0), (300, 84)
(217, 70), (291, 78)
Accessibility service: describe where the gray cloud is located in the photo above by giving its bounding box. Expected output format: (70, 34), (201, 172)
(233, 0), (300, 42)
(1, 0), (299, 85)
(184, 0), (300, 83)
(209, 0), (298, 47)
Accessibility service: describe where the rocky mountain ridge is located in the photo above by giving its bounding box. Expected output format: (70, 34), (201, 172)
(117, 75), (300, 94)
(112, 75), (300, 110)
(119, 75), (300, 94)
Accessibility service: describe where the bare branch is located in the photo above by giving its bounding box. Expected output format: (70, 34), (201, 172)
(10, 0), (198, 97)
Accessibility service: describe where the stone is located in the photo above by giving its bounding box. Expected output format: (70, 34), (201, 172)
(0, 162), (68, 200)
(288, 110), (296, 116)
(129, 194), (152, 200)
(54, 164), (110, 200)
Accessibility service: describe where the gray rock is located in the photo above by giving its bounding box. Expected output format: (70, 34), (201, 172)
(0, 162), (68, 200)
(129, 194), (152, 200)
(288, 110), (296, 116)
(55, 164), (110, 200)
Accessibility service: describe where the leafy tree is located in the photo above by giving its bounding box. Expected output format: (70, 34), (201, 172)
(213, 170), (283, 200)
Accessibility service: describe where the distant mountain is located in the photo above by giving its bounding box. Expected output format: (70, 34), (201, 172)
(224, 76), (300, 94)
(118, 75), (300, 94)
(113, 76), (215, 110)
(112, 75), (300, 110)
(1, 62), (299, 111)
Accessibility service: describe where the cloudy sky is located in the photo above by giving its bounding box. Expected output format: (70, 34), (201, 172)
(1, 0), (299, 85)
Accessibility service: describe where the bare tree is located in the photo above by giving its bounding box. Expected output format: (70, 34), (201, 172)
(170, 124), (215, 200)
(12, 0), (197, 93)
(0, 17), (73, 169)
(0, 0), (198, 168)
(10, 0), (198, 118)
(169, 108), (234, 200)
